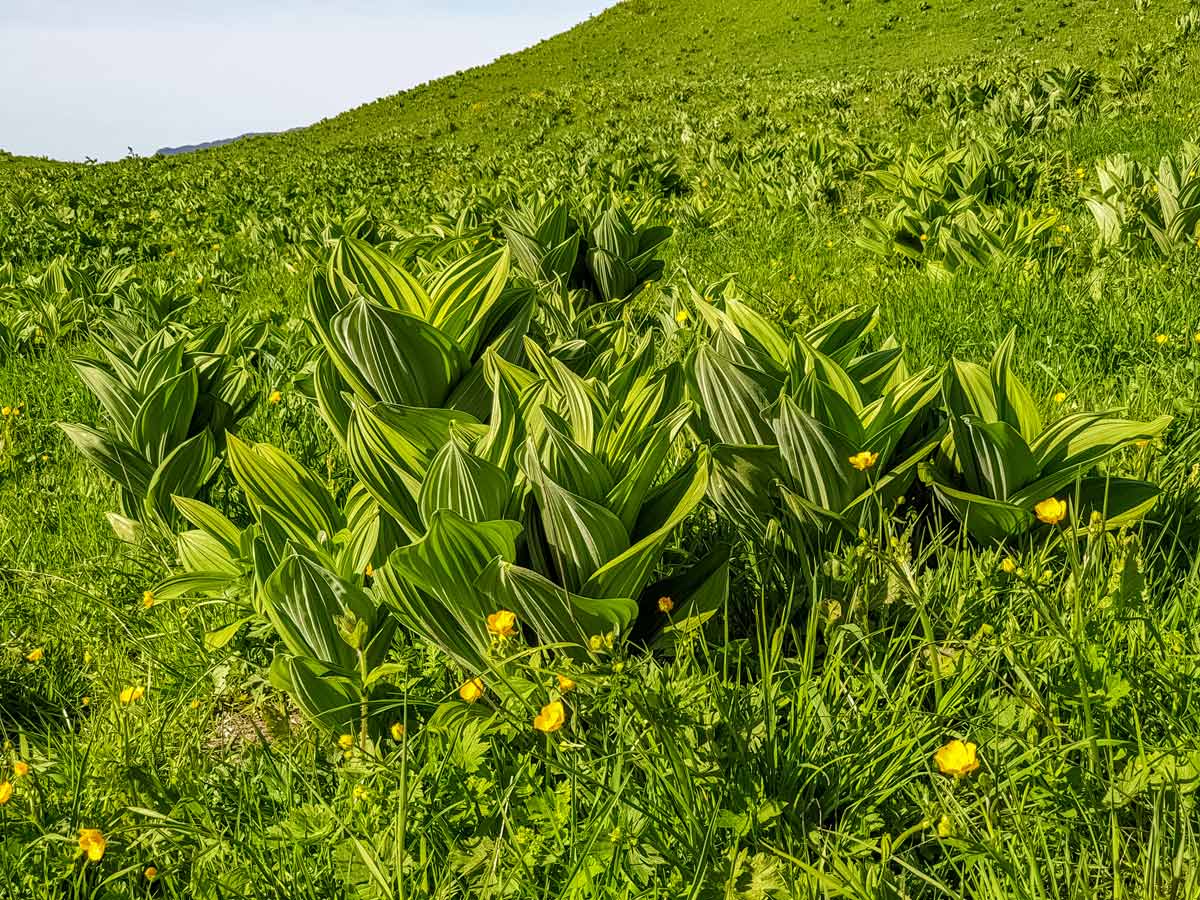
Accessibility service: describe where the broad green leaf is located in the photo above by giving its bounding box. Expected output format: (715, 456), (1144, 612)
(929, 477), (1035, 543)
(227, 434), (341, 543)
(536, 409), (613, 503)
(990, 330), (1042, 441)
(476, 558), (639, 652)
(73, 358), (138, 439)
(177, 528), (242, 576)
(1031, 413), (1172, 473)
(346, 401), (481, 539)
(172, 496), (241, 554)
(145, 429), (214, 525)
(707, 444), (785, 542)
(690, 344), (780, 446)
(59, 423), (154, 499)
(328, 236), (429, 316)
(418, 434), (512, 526)
(639, 544), (731, 647)
(131, 368), (198, 467)
(377, 510), (521, 670)
(524, 445), (629, 592)
(724, 297), (790, 365)
(323, 296), (466, 408)
(284, 655), (361, 735)
(957, 416), (1038, 501)
(261, 554), (372, 670)
(584, 451), (709, 601)
(769, 397), (862, 514)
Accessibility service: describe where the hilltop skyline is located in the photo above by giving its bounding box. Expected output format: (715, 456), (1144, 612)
(1, 1), (610, 162)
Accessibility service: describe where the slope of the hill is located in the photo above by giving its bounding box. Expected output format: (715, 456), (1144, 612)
(300, 0), (1178, 150)
(5, 2), (1200, 897)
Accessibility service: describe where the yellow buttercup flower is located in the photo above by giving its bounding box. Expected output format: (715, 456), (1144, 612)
(934, 739), (980, 778)
(1193, 331), (1200, 344)
(25, 648), (43, 663)
(937, 814), (953, 837)
(1034, 497), (1068, 525)
(337, 733), (354, 751)
(486, 609), (517, 638)
(142, 590), (156, 609)
(12, 761), (29, 779)
(533, 700), (566, 733)
(78, 828), (107, 862)
(459, 677), (484, 703)
(0, 781), (11, 805)
(268, 389), (282, 405)
(556, 673), (576, 693)
(81, 696), (90, 707)
(657, 595), (674, 614)
(119, 685), (146, 704)
(390, 722), (406, 741)
(848, 450), (879, 471)
(675, 308), (690, 325)
(1000, 557), (1017, 575)
(0, 406), (9, 416)
(1155, 333), (1169, 345)
(1053, 391), (1066, 404)
(364, 563), (374, 579)
(144, 866), (158, 881)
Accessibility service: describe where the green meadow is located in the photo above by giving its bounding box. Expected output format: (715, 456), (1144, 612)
(3, 1), (1200, 897)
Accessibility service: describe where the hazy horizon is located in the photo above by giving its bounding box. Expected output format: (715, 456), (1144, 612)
(0, 1), (611, 163)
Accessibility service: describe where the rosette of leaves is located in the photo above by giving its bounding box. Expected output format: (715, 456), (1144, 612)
(921, 331), (1172, 542)
(350, 342), (725, 670)
(858, 139), (1060, 276)
(59, 322), (254, 539)
(502, 196), (671, 363)
(1085, 144), (1200, 256)
(158, 434), (404, 736)
(306, 234), (535, 440)
(3, 256), (136, 349)
(685, 296), (943, 549)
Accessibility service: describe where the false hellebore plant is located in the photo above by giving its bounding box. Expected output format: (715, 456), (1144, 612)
(681, 289), (943, 552)
(920, 330), (1171, 541)
(162, 226), (719, 737)
(61, 319), (254, 541)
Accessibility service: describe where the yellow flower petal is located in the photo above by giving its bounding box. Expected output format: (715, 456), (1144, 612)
(533, 700), (566, 733)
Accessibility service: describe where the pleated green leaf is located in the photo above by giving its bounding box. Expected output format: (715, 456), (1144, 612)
(584, 451), (709, 602)
(929, 477), (1035, 543)
(1031, 413), (1172, 473)
(324, 296), (466, 408)
(58, 423), (154, 499)
(769, 396), (862, 514)
(477, 558), (639, 653)
(956, 415), (1038, 501)
(131, 368), (198, 467)
(418, 434), (513, 526)
(524, 445), (629, 592)
(227, 434), (342, 543)
(145, 429), (214, 525)
(690, 344), (780, 446)
(328, 236), (429, 317)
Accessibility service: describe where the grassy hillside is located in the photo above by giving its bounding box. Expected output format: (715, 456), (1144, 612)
(4, 0), (1200, 897)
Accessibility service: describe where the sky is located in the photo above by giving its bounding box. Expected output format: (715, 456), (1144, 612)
(0, 1), (612, 162)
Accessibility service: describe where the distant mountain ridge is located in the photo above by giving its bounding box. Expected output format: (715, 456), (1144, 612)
(156, 130), (295, 156)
